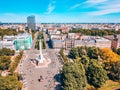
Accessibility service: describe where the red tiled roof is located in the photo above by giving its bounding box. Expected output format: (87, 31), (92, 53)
(48, 28), (56, 30)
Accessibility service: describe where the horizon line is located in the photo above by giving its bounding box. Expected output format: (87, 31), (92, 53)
(1, 22), (120, 24)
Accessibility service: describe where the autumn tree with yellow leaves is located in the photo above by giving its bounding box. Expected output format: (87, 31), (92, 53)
(100, 48), (120, 63)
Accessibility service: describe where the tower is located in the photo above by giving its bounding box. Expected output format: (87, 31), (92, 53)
(27, 15), (36, 30)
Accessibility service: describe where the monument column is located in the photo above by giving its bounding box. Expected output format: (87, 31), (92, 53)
(36, 34), (45, 63)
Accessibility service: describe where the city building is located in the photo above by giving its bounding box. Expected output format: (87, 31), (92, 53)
(50, 34), (67, 49)
(14, 33), (32, 50)
(64, 38), (75, 49)
(0, 40), (15, 50)
(68, 33), (82, 39)
(0, 35), (15, 50)
(51, 39), (64, 49)
(47, 28), (58, 35)
(3, 35), (15, 41)
(51, 33), (111, 49)
(27, 15), (36, 30)
(75, 36), (111, 49)
(104, 34), (120, 49)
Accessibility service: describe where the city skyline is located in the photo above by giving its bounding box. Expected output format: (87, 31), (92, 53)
(0, 0), (120, 23)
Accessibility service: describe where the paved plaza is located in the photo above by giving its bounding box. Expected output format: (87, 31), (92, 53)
(17, 32), (63, 90)
(19, 49), (63, 90)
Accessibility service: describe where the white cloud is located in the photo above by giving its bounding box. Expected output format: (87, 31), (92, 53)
(70, 0), (107, 10)
(89, 2), (120, 16)
(90, 9), (120, 16)
(70, 3), (81, 10)
(45, 0), (56, 14)
(70, 0), (120, 16)
(86, 0), (107, 4)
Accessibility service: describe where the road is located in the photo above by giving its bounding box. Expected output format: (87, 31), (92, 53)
(19, 32), (63, 90)
(31, 31), (39, 50)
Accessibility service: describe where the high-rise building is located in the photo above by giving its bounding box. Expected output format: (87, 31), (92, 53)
(27, 15), (36, 30)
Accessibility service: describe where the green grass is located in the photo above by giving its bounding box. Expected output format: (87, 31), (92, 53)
(99, 80), (120, 90)
(87, 80), (120, 90)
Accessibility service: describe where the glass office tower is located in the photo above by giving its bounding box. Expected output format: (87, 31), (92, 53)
(27, 15), (36, 30)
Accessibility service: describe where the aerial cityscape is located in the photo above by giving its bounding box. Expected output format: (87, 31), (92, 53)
(0, 0), (120, 90)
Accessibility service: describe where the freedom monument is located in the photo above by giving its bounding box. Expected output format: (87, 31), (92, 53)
(30, 34), (51, 68)
(36, 35), (45, 63)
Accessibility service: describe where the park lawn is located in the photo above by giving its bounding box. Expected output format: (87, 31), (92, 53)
(98, 80), (120, 90)
(87, 80), (120, 90)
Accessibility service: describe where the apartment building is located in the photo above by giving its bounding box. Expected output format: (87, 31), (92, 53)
(0, 36), (15, 50)
(104, 34), (120, 49)
(75, 36), (111, 48)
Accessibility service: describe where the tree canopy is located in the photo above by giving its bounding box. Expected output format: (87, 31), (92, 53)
(116, 48), (120, 55)
(0, 29), (24, 37)
(100, 48), (120, 63)
(0, 56), (11, 70)
(69, 28), (120, 36)
(80, 55), (90, 70)
(0, 76), (22, 90)
(62, 62), (87, 90)
(0, 48), (15, 56)
(109, 61), (120, 81)
(86, 60), (108, 88)
(87, 47), (100, 59)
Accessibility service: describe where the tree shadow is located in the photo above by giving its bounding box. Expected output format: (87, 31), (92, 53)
(54, 73), (63, 90)
(46, 40), (53, 49)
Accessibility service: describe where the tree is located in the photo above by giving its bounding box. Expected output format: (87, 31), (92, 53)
(0, 48), (15, 56)
(9, 51), (23, 74)
(69, 28), (120, 36)
(87, 47), (100, 59)
(60, 48), (68, 63)
(0, 76), (22, 90)
(0, 56), (11, 70)
(42, 40), (46, 49)
(0, 29), (24, 38)
(77, 47), (87, 57)
(100, 48), (120, 63)
(116, 48), (120, 55)
(109, 61), (120, 81)
(80, 55), (90, 70)
(62, 62), (87, 90)
(63, 73), (78, 90)
(68, 48), (79, 59)
(86, 59), (108, 88)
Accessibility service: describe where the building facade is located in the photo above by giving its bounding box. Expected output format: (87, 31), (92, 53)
(14, 33), (32, 50)
(0, 41), (15, 50)
(104, 34), (120, 49)
(27, 15), (36, 30)
(0, 36), (15, 50)
(74, 36), (111, 49)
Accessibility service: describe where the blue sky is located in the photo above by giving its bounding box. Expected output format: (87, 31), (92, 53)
(0, 0), (120, 23)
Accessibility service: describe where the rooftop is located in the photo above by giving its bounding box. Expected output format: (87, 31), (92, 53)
(16, 33), (31, 39)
